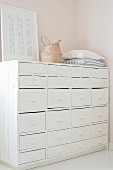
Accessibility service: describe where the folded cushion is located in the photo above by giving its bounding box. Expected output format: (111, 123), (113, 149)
(62, 50), (105, 60)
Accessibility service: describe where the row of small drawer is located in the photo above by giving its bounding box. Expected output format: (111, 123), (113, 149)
(19, 89), (108, 112)
(19, 76), (109, 88)
(19, 107), (108, 134)
(19, 62), (108, 78)
(19, 123), (108, 151)
(19, 136), (108, 164)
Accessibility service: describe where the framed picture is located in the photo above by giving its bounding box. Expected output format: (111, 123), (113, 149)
(1, 4), (39, 61)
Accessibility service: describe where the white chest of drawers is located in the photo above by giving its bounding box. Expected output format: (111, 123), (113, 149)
(0, 60), (109, 170)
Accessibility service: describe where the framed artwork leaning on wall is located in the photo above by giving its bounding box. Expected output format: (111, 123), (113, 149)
(1, 4), (39, 61)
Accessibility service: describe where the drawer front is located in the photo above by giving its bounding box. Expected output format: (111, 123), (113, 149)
(91, 136), (108, 148)
(47, 129), (71, 147)
(48, 77), (70, 88)
(72, 140), (91, 153)
(19, 76), (33, 86)
(70, 67), (82, 77)
(19, 89), (46, 112)
(92, 107), (108, 123)
(60, 66), (70, 77)
(47, 65), (59, 76)
(72, 108), (91, 127)
(92, 78), (109, 88)
(46, 110), (71, 130)
(92, 68), (108, 78)
(48, 89), (71, 108)
(19, 112), (45, 133)
(71, 78), (91, 88)
(92, 89), (108, 106)
(34, 63), (46, 75)
(20, 133), (46, 151)
(19, 149), (45, 164)
(72, 126), (91, 142)
(82, 68), (91, 77)
(72, 89), (91, 107)
(47, 144), (71, 159)
(34, 76), (47, 87)
(19, 63), (33, 75)
(91, 123), (108, 138)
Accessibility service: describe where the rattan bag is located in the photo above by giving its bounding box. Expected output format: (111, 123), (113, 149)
(40, 36), (62, 63)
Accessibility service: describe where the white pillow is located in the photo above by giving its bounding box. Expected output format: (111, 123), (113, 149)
(62, 50), (105, 60)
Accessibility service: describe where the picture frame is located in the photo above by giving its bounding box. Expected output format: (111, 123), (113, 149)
(1, 4), (39, 61)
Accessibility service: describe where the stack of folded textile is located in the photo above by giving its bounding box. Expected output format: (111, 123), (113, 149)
(62, 50), (106, 67)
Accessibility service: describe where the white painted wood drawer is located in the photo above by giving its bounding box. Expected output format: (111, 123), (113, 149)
(91, 136), (108, 148)
(92, 88), (108, 106)
(92, 68), (108, 78)
(47, 65), (59, 76)
(47, 129), (71, 147)
(91, 123), (108, 138)
(19, 149), (45, 165)
(92, 78), (108, 88)
(19, 89), (46, 112)
(72, 126), (91, 142)
(34, 63), (46, 75)
(20, 133), (46, 151)
(72, 108), (91, 127)
(19, 62), (33, 75)
(72, 140), (91, 153)
(70, 66), (82, 77)
(46, 110), (71, 130)
(19, 76), (33, 86)
(48, 77), (70, 88)
(47, 144), (71, 158)
(91, 107), (108, 123)
(71, 78), (91, 88)
(72, 89), (91, 107)
(48, 89), (71, 108)
(59, 65), (70, 77)
(82, 68), (91, 77)
(34, 76), (47, 87)
(19, 112), (45, 133)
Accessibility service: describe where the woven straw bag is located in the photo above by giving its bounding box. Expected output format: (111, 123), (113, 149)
(40, 36), (62, 63)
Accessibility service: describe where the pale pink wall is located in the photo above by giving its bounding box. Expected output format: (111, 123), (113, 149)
(0, 0), (77, 55)
(77, 0), (113, 143)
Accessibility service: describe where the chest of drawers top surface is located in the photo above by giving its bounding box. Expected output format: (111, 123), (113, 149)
(17, 61), (108, 78)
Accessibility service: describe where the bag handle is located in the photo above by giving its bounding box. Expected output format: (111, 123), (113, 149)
(56, 40), (61, 45)
(41, 36), (50, 46)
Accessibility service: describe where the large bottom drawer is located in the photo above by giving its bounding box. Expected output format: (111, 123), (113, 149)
(19, 149), (45, 164)
(20, 133), (46, 151)
(91, 136), (108, 148)
(47, 144), (71, 159)
(72, 140), (91, 153)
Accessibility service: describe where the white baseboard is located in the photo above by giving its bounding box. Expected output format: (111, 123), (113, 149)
(109, 143), (113, 150)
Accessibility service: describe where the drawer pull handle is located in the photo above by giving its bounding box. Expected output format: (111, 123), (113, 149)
(57, 151), (61, 155)
(98, 114), (102, 117)
(79, 116), (84, 120)
(30, 156), (35, 160)
(30, 99), (36, 103)
(25, 66), (28, 70)
(97, 140), (101, 144)
(79, 132), (83, 136)
(57, 119), (61, 123)
(57, 98), (62, 102)
(30, 142), (36, 145)
(30, 122), (36, 126)
(79, 145), (83, 148)
(57, 136), (61, 140)
(80, 97), (84, 100)
(98, 129), (102, 132)
(98, 96), (102, 100)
